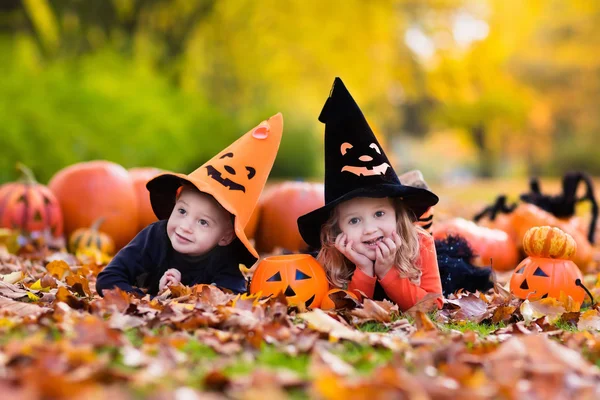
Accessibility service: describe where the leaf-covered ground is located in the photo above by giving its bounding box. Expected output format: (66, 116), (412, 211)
(2, 243), (600, 400)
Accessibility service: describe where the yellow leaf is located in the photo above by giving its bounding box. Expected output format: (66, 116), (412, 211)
(46, 260), (71, 280)
(27, 292), (40, 301)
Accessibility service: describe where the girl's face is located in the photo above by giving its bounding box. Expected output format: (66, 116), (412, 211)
(167, 189), (234, 256)
(336, 197), (398, 260)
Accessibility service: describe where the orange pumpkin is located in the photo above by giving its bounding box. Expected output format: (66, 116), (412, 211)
(0, 163), (63, 238)
(48, 160), (138, 250)
(510, 227), (585, 304)
(255, 181), (324, 253)
(433, 218), (519, 271)
(522, 226), (576, 260)
(129, 167), (163, 231)
(69, 217), (115, 255)
(250, 254), (329, 308)
(511, 203), (593, 271)
(319, 288), (358, 310)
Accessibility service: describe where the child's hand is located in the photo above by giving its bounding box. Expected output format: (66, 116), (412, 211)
(335, 233), (374, 277)
(374, 231), (401, 280)
(159, 268), (182, 291)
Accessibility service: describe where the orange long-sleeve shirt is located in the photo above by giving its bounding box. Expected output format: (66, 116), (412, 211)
(347, 232), (443, 311)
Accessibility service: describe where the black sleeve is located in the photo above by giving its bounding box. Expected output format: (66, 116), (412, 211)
(96, 222), (165, 296)
(212, 266), (248, 294)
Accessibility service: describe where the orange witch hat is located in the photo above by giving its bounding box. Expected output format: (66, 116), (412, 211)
(147, 113), (283, 261)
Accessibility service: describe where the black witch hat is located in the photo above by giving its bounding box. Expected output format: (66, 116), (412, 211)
(297, 78), (439, 249)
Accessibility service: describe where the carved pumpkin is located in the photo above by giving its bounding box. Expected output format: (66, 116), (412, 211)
(69, 217), (115, 255)
(48, 160), (138, 250)
(511, 203), (593, 271)
(319, 288), (359, 310)
(250, 254), (329, 308)
(432, 218), (518, 271)
(129, 167), (163, 231)
(255, 181), (324, 253)
(0, 163), (63, 238)
(510, 227), (585, 304)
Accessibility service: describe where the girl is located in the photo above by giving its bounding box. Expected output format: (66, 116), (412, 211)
(297, 78), (442, 311)
(316, 196), (442, 311)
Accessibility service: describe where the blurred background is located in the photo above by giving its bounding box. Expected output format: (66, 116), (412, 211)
(2, 0), (600, 186)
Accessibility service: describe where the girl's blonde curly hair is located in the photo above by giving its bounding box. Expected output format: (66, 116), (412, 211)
(316, 197), (423, 288)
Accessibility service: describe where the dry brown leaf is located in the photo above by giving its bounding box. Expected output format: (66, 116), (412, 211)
(491, 305), (517, 324)
(0, 280), (31, 299)
(446, 293), (490, 322)
(298, 309), (365, 342)
(350, 298), (396, 323)
(520, 298), (566, 325)
(577, 309), (600, 331)
(65, 274), (91, 297)
(406, 292), (442, 313)
(412, 311), (438, 332)
(46, 260), (72, 280)
(0, 296), (51, 316)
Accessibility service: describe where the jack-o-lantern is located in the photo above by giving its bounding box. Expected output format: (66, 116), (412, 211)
(0, 163), (63, 238)
(340, 141), (391, 177)
(250, 254), (329, 308)
(319, 288), (359, 310)
(510, 226), (586, 304)
(205, 152), (257, 193)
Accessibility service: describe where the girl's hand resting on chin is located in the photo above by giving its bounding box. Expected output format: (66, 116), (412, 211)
(374, 231), (401, 279)
(335, 233), (374, 277)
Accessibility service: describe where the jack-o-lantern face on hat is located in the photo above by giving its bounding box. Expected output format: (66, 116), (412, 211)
(340, 141), (391, 177)
(250, 254), (329, 308)
(205, 152), (256, 192)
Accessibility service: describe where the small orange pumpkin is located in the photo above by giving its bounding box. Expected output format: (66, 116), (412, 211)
(511, 203), (593, 271)
(250, 254), (328, 308)
(522, 226), (576, 260)
(510, 227), (585, 304)
(319, 288), (359, 310)
(0, 163), (63, 238)
(69, 217), (115, 255)
(433, 218), (519, 271)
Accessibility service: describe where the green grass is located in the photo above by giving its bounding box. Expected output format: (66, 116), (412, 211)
(553, 319), (579, 332)
(333, 342), (393, 374)
(441, 320), (506, 336)
(357, 321), (391, 333)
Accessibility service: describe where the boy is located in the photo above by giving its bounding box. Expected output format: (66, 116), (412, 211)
(96, 113), (283, 296)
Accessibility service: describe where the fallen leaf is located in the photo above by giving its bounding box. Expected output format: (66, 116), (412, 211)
(298, 309), (365, 342)
(0, 271), (25, 284)
(46, 260), (72, 280)
(446, 293), (490, 322)
(520, 298), (565, 325)
(577, 309), (600, 331)
(0, 296), (51, 316)
(350, 298), (396, 323)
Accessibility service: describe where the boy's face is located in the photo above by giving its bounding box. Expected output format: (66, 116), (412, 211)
(167, 188), (234, 256)
(336, 197), (398, 261)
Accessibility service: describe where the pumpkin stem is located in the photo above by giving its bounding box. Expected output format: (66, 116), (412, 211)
(575, 279), (595, 307)
(91, 217), (106, 232)
(15, 162), (38, 185)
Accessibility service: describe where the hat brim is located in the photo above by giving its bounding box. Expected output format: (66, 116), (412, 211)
(146, 173), (259, 263)
(297, 184), (438, 249)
